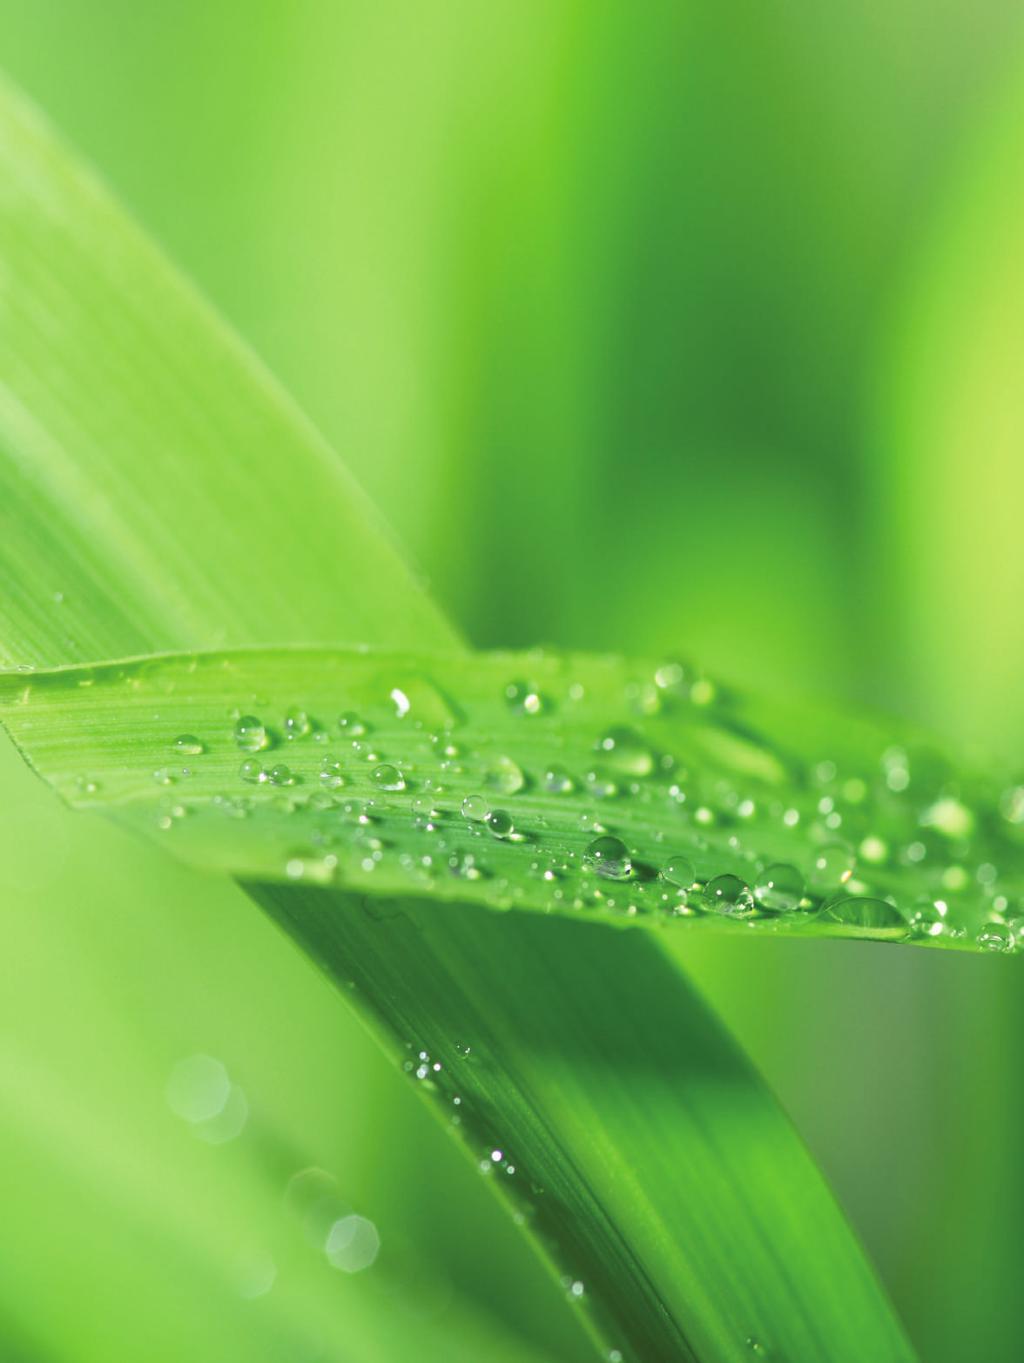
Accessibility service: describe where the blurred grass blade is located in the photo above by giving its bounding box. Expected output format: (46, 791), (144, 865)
(0, 74), (456, 666)
(0, 74), (918, 1362)
(2, 647), (1019, 953)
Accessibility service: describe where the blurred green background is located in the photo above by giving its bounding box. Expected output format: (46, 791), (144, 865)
(1, 2), (1022, 1359)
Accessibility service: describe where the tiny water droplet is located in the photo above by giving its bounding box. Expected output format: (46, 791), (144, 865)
(584, 835), (632, 880)
(338, 711), (367, 736)
(702, 874), (755, 917)
(505, 681), (543, 715)
(234, 715), (269, 752)
(596, 726), (654, 777)
(320, 756), (345, 788)
(372, 763), (406, 792)
(544, 764), (575, 794)
(239, 759), (268, 784)
(173, 734), (205, 756)
(754, 863), (804, 912)
(269, 763), (294, 786)
(284, 707), (311, 740)
(585, 771), (619, 800)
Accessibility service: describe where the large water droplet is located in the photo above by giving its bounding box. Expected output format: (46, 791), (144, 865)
(486, 755), (525, 796)
(584, 835), (632, 880)
(372, 763), (406, 792)
(338, 711), (367, 737)
(486, 809), (515, 839)
(239, 759), (268, 784)
(461, 794), (490, 822)
(702, 874), (754, 917)
(823, 896), (905, 931)
(234, 715), (269, 752)
(754, 863), (804, 912)
(268, 763), (294, 786)
(977, 922), (1014, 953)
(661, 854), (695, 889)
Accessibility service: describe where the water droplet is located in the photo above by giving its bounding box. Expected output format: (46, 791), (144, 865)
(284, 707), (311, 740)
(977, 922), (1014, 953)
(486, 809), (514, 839)
(585, 770), (619, 799)
(823, 896), (906, 931)
(269, 763), (294, 786)
(754, 863), (804, 912)
(461, 794), (490, 822)
(153, 767), (176, 786)
(596, 726), (654, 777)
(544, 764), (575, 794)
(372, 764), (406, 792)
(173, 734), (205, 756)
(810, 842), (856, 890)
(234, 715), (269, 752)
(662, 854), (695, 889)
(505, 681), (543, 716)
(239, 759), (268, 784)
(486, 754), (525, 796)
(338, 711), (367, 736)
(702, 874), (755, 917)
(584, 835), (632, 880)
(320, 756), (345, 788)
(448, 850), (484, 880)
(907, 896), (946, 938)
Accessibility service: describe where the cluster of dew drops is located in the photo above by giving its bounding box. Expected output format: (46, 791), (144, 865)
(150, 658), (1024, 953)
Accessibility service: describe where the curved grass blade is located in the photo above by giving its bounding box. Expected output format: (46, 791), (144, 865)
(0, 74), (456, 666)
(252, 886), (915, 1363)
(0, 74), (918, 1362)
(1, 647), (1020, 953)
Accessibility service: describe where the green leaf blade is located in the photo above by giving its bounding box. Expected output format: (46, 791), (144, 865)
(2, 645), (1017, 953)
(0, 74), (458, 668)
(252, 888), (916, 1363)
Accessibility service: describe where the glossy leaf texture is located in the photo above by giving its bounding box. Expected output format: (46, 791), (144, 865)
(2, 647), (1022, 952)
